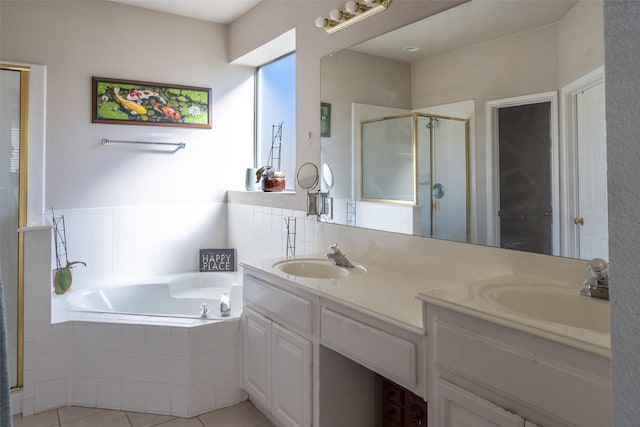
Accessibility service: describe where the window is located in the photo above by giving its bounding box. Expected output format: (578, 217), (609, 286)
(256, 52), (296, 187)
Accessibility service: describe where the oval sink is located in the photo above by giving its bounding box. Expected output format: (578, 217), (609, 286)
(483, 285), (610, 332)
(273, 258), (366, 279)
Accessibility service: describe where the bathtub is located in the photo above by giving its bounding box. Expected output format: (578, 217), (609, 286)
(64, 271), (243, 319)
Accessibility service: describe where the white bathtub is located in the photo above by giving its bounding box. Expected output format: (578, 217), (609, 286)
(65, 272), (243, 319)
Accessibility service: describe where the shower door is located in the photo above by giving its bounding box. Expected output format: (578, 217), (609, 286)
(429, 115), (469, 242)
(416, 114), (469, 240)
(0, 65), (28, 390)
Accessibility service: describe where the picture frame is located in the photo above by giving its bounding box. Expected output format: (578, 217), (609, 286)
(92, 76), (212, 128)
(321, 102), (331, 137)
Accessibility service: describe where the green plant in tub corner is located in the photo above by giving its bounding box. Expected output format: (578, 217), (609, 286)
(54, 261), (86, 295)
(51, 207), (87, 294)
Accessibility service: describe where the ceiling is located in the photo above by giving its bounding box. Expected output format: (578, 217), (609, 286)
(110, 0), (263, 24)
(351, 0), (579, 62)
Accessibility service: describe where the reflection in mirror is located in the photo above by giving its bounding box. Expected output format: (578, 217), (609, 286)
(297, 162), (319, 190)
(322, 162), (334, 191)
(320, 0), (605, 260)
(362, 114), (416, 203)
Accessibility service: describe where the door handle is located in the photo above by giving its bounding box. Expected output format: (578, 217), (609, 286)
(574, 217), (584, 226)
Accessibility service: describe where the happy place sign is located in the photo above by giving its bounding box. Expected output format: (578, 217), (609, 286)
(199, 249), (236, 272)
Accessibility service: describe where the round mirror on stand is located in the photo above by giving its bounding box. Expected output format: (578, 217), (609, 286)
(297, 163), (320, 216)
(297, 162), (319, 190)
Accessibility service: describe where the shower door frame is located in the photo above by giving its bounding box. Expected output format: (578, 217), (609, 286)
(1, 63), (29, 391)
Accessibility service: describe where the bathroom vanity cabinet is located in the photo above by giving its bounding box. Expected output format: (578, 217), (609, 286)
(424, 304), (611, 427)
(242, 273), (315, 427)
(241, 258), (610, 427)
(241, 265), (428, 427)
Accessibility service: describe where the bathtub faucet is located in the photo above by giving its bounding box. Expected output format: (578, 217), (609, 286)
(220, 293), (231, 317)
(200, 303), (209, 318)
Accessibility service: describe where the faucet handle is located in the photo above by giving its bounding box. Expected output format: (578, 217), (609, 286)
(587, 258), (609, 281)
(327, 243), (340, 255)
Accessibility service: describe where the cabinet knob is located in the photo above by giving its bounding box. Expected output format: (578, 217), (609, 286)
(574, 217), (584, 226)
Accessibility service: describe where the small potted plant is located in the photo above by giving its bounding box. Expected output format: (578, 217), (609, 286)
(256, 166), (286, 192)
(51, 209), (86, 294)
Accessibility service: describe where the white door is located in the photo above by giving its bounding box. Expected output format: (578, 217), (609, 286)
(271, 322), (312, 427)
(437, 380), (525, 427)
(242, 307), (272, 413)
(576, 81), (608, 260)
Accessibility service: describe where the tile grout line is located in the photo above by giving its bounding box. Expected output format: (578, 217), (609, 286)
(124, 411), (134, 426)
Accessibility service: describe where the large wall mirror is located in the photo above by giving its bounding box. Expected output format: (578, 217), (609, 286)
(320, 0), (606, 260)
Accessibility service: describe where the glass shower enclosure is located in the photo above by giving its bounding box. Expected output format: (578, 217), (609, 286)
(361, 112), (469, 242)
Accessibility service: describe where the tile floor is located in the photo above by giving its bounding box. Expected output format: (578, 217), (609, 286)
(12, 400), (274, 427)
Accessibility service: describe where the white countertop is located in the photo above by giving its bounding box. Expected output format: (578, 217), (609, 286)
(241, 256), (611, 356)
(418, 273), (611, 357)
(242, 255), (451, 334)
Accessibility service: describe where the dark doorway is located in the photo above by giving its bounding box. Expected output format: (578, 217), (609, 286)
(498, 102), (552, 255)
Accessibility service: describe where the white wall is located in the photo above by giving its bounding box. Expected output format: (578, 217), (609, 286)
(1, 0), (254, 210)
(603, 2), (640, 425)
(1, 0), (257, 278)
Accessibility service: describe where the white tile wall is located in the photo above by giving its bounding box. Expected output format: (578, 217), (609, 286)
(50, 203), (227, 288)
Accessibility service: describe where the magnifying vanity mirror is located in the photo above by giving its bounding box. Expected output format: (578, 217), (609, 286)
(320, 0), (606, 260)
(297, 162), (319, 190)
(298, 162), (334, 219)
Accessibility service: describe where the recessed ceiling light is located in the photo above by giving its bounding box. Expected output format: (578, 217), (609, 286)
(403, 46), (420, 53)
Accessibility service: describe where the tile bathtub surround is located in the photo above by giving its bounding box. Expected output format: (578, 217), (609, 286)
(12, 400), (274, 427)
(68, 318), (243, 417)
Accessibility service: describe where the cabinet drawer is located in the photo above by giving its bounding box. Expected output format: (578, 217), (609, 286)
(382, 419), (403, 427)
(321, 307), (416, 387)
(383, 400), (403, 425)
(244, 274), (313, 335)
(383, 380), (404, 407)
(404, 392), (428, 426)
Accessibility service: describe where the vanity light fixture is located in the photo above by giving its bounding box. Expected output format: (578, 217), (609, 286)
(315, 0), (392, 34)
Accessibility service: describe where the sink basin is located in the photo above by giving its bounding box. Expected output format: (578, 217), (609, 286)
(273, 258), (366, 279)
(482, 284), (610, 332)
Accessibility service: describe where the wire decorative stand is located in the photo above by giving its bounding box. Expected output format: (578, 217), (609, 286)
(347, 202), (357, 227)
(285, 217), (297, 259)
(51, 208), (68, 270)
(267, 122), (283, 170)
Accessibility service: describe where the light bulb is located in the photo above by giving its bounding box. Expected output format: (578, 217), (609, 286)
(345, 1), (359, 14)
(315, 16), (328, 28)
(329, 9), (343, 21)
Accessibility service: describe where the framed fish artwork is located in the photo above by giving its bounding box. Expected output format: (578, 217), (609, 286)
(92, 77), (212, 128)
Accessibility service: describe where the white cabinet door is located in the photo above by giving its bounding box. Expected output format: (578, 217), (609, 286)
(271, 322), (312, 427)
(437, 379), (525, 427)
(242, 307), (272, 413)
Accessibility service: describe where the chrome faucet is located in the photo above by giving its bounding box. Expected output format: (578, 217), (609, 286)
(200, 303), (209, 318)
(326, 243), (354, 268)
(580, 258), (609, 300)
(220, 293), (231, 317)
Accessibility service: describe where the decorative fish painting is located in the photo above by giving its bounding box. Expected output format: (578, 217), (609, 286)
(92, 77), (211, 128)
